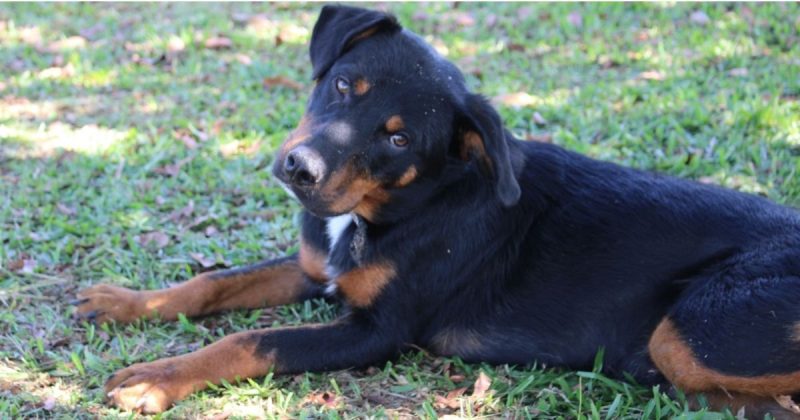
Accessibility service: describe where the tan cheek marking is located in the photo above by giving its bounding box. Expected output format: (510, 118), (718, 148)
(280, 115), (313, 154)
(336, 261), (396, 307)
(299, 239), (328, 283)
(649, 318), (800, 396)
(394, 166), (417, 187)
(354, 78), (371, 95)
(385, 115), (404, 133)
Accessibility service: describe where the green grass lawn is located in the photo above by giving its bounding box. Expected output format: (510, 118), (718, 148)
(1, 2), (799, 418)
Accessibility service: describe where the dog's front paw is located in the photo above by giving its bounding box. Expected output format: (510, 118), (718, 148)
(104, 358), (198, 414)
(72, 284), (146, 324)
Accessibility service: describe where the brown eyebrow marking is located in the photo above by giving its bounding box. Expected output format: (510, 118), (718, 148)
(385, 115), (404, 133)
(354, 78), (371, 95)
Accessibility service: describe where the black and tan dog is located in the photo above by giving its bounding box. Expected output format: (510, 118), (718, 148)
(75, 5), (800, 416)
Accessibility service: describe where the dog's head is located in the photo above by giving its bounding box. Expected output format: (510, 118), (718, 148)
(273, 5), (520, 221)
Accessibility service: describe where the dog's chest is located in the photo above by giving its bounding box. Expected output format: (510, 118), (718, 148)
(323, 215), (355, 294)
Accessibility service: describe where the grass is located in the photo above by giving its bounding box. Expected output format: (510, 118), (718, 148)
(1, 2), (799, 418)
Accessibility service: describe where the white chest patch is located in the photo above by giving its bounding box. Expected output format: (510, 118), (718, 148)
(324, 214), (353, 295)
(325, 214), (352, 252)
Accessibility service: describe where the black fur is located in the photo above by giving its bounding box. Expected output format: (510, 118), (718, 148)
(265, 4), (800, 411)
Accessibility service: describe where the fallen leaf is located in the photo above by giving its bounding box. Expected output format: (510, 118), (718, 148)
(567, 11), (583, 28)
(639, 70), (665, 81)
(166, 200), (195, 223)
(526, 133), (553, 143)
(153, 156), (193, 177)
(690, 10), (710, 26)
(471, 371), (491, 399)
(234, 53), (252, 65)
(533, 112), (548, 126)
(306, 391), (340, 409)
(435, 386), (468, 409)
(205, 36), (233, 50)
(506, 42), (525, 53)
(42, 397), (56, 410)
(204, 225), (219, 236)
(728, 67), (748, 77)
(775, 395), (800, 414)
(56, 203), (76, 216)
(47, 36), (87, 51)
(263, 76), (303, 91)
(189, 252), (216, 268)
(167, 36), (185, 53)
(492, 92), (537, 108)
(449, 374), (465, 382)
(138, 231), (170, 249)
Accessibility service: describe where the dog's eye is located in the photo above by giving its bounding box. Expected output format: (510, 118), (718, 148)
(389, 133), (409, 148)
(334, 77), (350, 95)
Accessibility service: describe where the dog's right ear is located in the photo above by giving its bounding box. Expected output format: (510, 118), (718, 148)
(310, 5), (400, 80)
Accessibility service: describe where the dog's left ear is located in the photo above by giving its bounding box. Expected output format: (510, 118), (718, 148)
(455, 94), (521, 207)
(310, 5), (401, 80)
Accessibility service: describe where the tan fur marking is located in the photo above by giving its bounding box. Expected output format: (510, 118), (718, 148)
(385, 115), (404, 133)
(104, 330), (275, 413)
(347, 26), (379, 47)
(336, 261), (396, 307)
(430, 328), (484, 356)
(354, 78), (371, 95)
(460, 130), (492, 172)
(321, 163), (389, 222)
(75, 261), (307, 323)
(394, 166), (418, 187)
(649, 318), (800, 396)
(280, 115), (313, 153)
(299, 239), (328, 283)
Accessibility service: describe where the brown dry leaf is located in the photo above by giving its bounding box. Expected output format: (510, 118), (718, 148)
(639, 70), (665, 81)
(567, 11), (583, 28)
(533, 112), (548, 126)
(775, 395), (800, 414)
(471, 371), (491, 399)
(205, 36), (233, 50)
(56, 203), (76, 216)
(526, 133), (553, 143)
(189, 252), (216, 268)
(153, 156), (193, 177)
(306, 391), (340, 409)
(728, 67), (748, 77)
(47, 36), (87, 51)
(42, 397), (56, 411)
(166, 200), (195, 223)
(435, 386), (468, 409)
(263, 76), (303, 91)
(167, 36), (185, 53)
(234, 53), (252, 65)
(138, 231), (170, 249)
(492, 92), (537, 108)
(690, 10), (711, 26)
(449, 373), (465, 382)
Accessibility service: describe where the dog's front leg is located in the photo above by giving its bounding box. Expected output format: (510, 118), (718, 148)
(74, 255), (324, 324)
(104, 319), (397, 413)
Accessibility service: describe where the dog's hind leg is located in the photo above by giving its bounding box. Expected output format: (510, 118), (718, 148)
(649, 243), (800, 417)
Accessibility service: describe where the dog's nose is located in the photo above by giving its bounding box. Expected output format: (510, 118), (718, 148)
(284, 146), (324, 186)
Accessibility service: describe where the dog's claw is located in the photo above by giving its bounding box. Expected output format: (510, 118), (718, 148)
(76, 310), (100, 321)
(69, 298), (89, 306)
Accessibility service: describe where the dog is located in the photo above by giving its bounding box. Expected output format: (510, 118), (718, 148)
(74, 5), (800, 416)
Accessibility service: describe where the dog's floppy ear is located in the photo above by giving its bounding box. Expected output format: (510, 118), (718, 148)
(310, 5), (400, 80)
(455, 94), (521, 207)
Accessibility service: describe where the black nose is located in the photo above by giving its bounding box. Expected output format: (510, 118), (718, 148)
(284, 146), (324, 186)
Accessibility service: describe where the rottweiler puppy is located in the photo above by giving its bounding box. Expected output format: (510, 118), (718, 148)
(75, 5), (800, 417)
